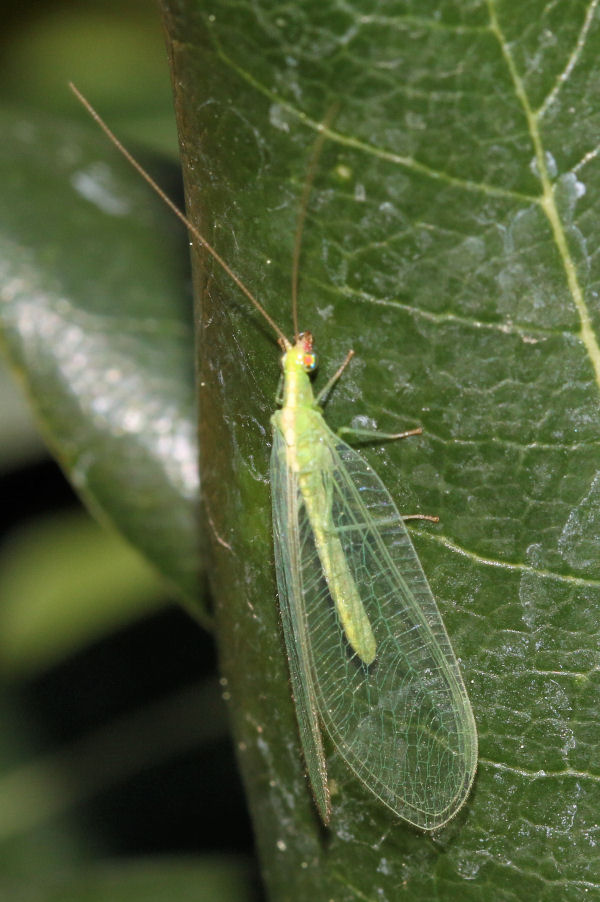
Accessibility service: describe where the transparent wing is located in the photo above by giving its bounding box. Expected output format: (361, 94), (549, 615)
(270, 422), (331, 823)
(272, 410), (477, 830)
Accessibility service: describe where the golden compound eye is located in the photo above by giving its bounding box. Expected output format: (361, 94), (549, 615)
(302, 352), (318, 372)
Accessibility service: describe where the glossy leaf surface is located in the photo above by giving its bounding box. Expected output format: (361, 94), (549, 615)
(164, 0), (600, 898)
(0, 109), (202, 608)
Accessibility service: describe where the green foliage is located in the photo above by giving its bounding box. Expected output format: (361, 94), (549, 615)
(1, 0), (599, 899)
(0, 858), (258, 902)
(164, 0), (600, 898)
(0, 108), (203, 611)
(0, 511), (166, 677)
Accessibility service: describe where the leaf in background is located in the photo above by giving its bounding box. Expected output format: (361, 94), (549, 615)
(0, 359), (46, 468)
(0, 857), (259, 902)
(0, 3), (178, 155)
(162, 0), (600, 898)
(0, 510), (167, 678)
(0, 109), (204, 615)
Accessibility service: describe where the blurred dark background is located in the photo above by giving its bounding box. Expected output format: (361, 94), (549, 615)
(0, 0), (256, 888)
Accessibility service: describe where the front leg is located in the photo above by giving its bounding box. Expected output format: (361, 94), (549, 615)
(316, 350), (355, 405)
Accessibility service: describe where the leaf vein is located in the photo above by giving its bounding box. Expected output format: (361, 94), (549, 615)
(487, 0), (600, 390)
(418, 531), (600, 589)
(537, 0), (600, 119)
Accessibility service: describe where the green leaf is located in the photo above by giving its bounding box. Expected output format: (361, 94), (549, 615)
(0, 857), (259, 902)
(1, 3), (178, 156)
(162, 0), (600, 898)
(0, 108), (203, 613)
(0, 510), (167, 678)
(0, 358), (46, 468)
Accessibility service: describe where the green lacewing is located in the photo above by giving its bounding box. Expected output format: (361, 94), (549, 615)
(71, 85), (477, 829)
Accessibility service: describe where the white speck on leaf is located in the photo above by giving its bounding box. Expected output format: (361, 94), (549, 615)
(269, 104), (290, 132)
